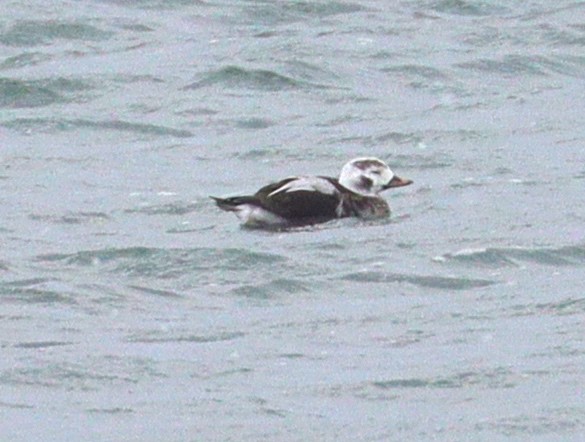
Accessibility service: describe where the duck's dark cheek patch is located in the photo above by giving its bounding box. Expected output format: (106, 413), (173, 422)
(360, 176), (373, 189)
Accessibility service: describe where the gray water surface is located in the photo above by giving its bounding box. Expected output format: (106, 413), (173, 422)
(1, 1), (585, 441)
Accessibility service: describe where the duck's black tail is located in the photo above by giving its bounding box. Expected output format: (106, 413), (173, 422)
(210, 196), (259, 211)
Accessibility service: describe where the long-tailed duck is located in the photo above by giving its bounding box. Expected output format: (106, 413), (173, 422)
(211, 157), (412, 228)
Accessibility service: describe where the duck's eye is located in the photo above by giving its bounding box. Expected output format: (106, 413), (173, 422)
(371, 170), (381, 175)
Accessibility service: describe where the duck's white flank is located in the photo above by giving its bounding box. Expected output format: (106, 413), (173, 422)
(232, 203), (287, 226)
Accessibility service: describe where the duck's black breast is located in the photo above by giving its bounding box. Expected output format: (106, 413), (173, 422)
(254, 176), (342, 220)
(342, 193), (390, 218)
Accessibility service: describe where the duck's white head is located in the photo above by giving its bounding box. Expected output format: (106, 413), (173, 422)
(338, 157), (412, 196)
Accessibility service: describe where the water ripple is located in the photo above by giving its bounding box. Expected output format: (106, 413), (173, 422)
(0, 52), (51, 69)
(127, 285), (183, 299)
(96, 0), (202, 10)
(0, 20), (112, 47)
(2, 118), (192, 138)
(124, 202), (200, 216)
(127, 331), (245, 344)
(14, 341), (73, 349)
(231, 278), (310, 299)
(381, 64), (450, 81)
(0, 278), (77, 305)
(0, 77), (93, 108)
(0, 357), (163, 389)
(476, 408), (585, 436)
(372, 367), (517, 390)
(242, 0), (367, 25)
(86, 407), (134, 414)
(509, 297), (585, 317)
(184, 65), (328, 91)
(457, 54), (585, 78)
(340, 271), (496, 290)
(35, 247), (288, 280)
(29, 211), (110, 225)
(438, 244), (585, 268)
(0, 401), (34, 410)
(425, 0), (510, 17)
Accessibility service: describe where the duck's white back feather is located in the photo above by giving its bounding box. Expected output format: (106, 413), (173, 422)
(268, 176), (338, 197)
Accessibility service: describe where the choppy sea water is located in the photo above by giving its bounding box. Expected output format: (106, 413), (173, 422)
(1, 0), (585, 440)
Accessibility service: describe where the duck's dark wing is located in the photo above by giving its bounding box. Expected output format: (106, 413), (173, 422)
(255, 176), (342, 220)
